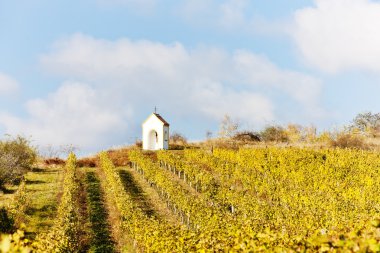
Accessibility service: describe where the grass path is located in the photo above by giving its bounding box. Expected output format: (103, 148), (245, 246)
(119, 166), (180, 225)
(96, 167), (133, 253)
(84, 169), (115, 253)
(0, 185), (18, 207)
(24, 166), (63, 238)
(96, 164), (181, 252)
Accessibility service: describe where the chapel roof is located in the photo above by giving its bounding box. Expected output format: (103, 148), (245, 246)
(153, 113), (170, 126)
(143, 113), (170, 126)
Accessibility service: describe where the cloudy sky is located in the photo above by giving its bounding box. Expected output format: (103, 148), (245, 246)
(1, 0), (380, 154)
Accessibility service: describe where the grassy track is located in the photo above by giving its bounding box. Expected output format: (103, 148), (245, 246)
(118, 169), (157, 217)
(96, 167), (134, 253)
(0, 185), (18, 207)
(119, 166), (180, 225)
(23, 166), (63, 238)
(95, 165), (181, 252)
(85, 170), (115, 253)
(0, 165), (63, 238)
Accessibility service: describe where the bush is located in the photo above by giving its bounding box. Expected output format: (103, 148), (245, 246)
(260, 126), (288, 142)
(330, 132), (368, 149)
(232, 131), (261, 142)
(284, 124), (303, 143)
(135, 140), (142, 148)
(316, 131), (332, 143)
(77, 157), (98, 168)
(170, 132), (187, 145)
(107, 148), (130, 166)
(44, 157), (66, 166)
(0, 136), (36, 189)
(0, 207), (15, 233)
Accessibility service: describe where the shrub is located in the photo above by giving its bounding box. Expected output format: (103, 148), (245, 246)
(77, 157), (98, 168)
(316, 131), (332, 143)
(303, 125), (318, 143)
(260, 125), (288, 142)
(0, 136), (36, 189)
(8, 181), (28, 227)
(232, 131), (261, 142)
(0, 207), (15, 233)
(44, 157), (66, 166)
(135, 139), (143, 148)
(107, 148), (130, 166)
(170, 132), (187, 145)
(284, 124), (303, 143)
(330, 132), (368, 149)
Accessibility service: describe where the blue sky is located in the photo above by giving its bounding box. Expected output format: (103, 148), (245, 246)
(1, 0), (380, 155)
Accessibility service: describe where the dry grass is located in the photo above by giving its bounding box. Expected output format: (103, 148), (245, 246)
(43, 157), (66, 166)
(0, 185), (18, 207)
(330, 133), (369, 150)
(107, 147), (131, 166)
(77, 157), (98, 168)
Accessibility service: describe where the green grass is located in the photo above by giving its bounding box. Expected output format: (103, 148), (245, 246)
(0, 185), (18, 208)
(0, 166), (63, 238)
(118, 166), (181, 226)
(85, 170), (115, 253)
(23, 166), (63, 237)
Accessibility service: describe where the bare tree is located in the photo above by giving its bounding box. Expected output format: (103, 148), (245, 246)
(170, 132), (187, 145)
(351, 111), (380, 136)
(59, 144), (78, 157)
(39, 144), (78, 158)
(218, 114), (239, 138)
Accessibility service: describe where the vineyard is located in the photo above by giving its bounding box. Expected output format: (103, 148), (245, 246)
(2, 147), (380, 252)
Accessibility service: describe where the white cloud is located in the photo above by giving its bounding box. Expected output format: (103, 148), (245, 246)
(0, 82), (129, 151)
(292, 0), (380, 73)
(0, 72), (19, 95)
(0, 34), (322, 152)
(40, 34), (321, 121)
(233, 50), (321, 105)
(178, 0), (290, 36)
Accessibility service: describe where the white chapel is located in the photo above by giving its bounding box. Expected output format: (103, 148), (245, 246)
(142, 112), (170, 150)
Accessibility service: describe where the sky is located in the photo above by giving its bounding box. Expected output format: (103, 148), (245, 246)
(1, 0), (380, 155)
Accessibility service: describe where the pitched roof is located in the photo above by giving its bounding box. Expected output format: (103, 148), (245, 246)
(153, 113), (170, 126)
(142, 113), (170, 126)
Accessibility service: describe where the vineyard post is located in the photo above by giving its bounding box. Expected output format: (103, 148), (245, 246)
(186, 214), (190, 228)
